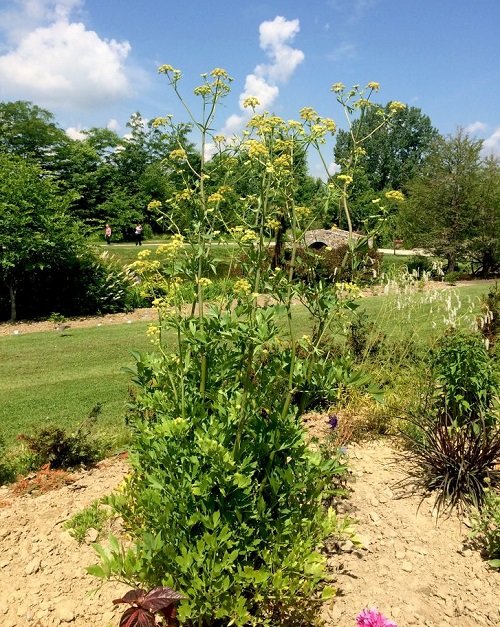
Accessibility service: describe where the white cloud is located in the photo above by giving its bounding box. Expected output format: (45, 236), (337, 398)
(106, 118), (121, 132)
(465, 121), (487, 135)
(221, 16), (304, 137)
(328, 42), (357, 62)
(482, 127), (500, 156)
(65, 125), (86, 140)
(0, 1), (134, 110)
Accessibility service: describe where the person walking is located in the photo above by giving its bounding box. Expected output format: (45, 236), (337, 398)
(135, 223), (143, 246)
(105, 223), (112, 245)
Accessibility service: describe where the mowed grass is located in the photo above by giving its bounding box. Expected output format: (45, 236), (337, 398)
(0, 322), (154, 447)
(0, 280), (493, 449)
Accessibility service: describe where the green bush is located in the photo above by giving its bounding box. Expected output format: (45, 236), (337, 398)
(401, 330), (500, 514)
(478, 282), (500, 350)
(18, 404), (107, 470)
(93, 309), (350, 625)
(430, 330), (499, 427)
(470, 487), (500, 569)
(0, 435), (15, 485)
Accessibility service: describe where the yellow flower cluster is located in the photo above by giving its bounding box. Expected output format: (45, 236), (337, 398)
(148, 200), (162, 210)
(322, 118), (337, 133)
(152, 116), (172, 128)
(194, 85), (212, 97)
(169, 148), (187, 162)
(157, 234), (185, 259)
(241, 229), (258, 243)
(207, 192), (224, 204)
(331, 82), (345, 94)
(210, 68), (230, 79)
(389, 101), (406, 113)
(174, 188), (194, 201)
(366, 81), (380, 91)
(265, 218), (281, 231)
(158, 64), (177, 74)
(246, 140), (269, 159)
(295, 205), (312, 219)
(233, 279), (252, 295)
(242, 96), (260, 109)
(335, 282), (362, 297)
(385, 190), (405, 202)
(197, 277), (213, 287)
(337, 174), (353, 185)
(274, 154), (292, 169)
(299, 107), (318, 122)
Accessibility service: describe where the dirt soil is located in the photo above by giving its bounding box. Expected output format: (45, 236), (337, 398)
(0, 439), (498, 627)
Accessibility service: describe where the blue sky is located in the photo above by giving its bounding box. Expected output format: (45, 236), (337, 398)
(0, 0), (499, 173)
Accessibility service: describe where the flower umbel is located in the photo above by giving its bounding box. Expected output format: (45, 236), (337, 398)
(357, 608), (398, 627)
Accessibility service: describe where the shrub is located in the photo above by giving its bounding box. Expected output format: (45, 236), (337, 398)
(401, 412), (500, 515)
(400, 330), (500, 514)
(470, 487), (500, 569)
(18, 403), (107, 470)
(430, 330), (499, 428)
(478, 282), (500, 350)
(405, 254), (434, 277)
(0, 435), (15, 485)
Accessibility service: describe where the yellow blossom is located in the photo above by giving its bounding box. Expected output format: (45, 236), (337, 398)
(242, 96), (260, 109)
(331, 82), (345, 93)
(337, 174), (353, 185)
(389, 101), (406, 113)
(169, 148), (187, 162)
(148, 200), (162, 210)
(366, 81), (380, 91)
(321, 118), (337, 133)
(210, 68), (230, 79)
(299, 107), (318, 122)
(197, 277), (213, 286)
(385, 190), (405, 202)
(194, 84), (212, 96)
(158, 64), (176, 74)
(246, 140), (269, 159)
(266, 219), (281, 231)
(207, 192), (224, 204)
(295, 205), (312, 219)
(233, 279), (252, 295)
(138, 249), (151, 259)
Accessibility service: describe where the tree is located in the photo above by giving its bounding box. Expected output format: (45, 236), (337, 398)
(334, 102), (439, 192)
(0, 101), (70, 173)
(0, 153), (83, 321)
(401, 129), (485, 272)
(468, 154), (500, 276)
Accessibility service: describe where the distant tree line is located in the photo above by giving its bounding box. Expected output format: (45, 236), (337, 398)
(1, 98), (499, 320)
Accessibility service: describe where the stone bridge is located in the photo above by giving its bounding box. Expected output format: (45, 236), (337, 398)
(303, 228), (367, 249)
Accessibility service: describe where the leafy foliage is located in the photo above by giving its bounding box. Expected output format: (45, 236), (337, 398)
(470, 487), (500, 569)
(113, 587), (186, 627)
(64, 499), (110, 544)
(401, 330), (500, 514)
(18, 403), (107, 470)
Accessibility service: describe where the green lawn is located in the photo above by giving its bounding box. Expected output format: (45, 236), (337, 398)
(0, 322), (153, 446)
(0, 280), (493, 449)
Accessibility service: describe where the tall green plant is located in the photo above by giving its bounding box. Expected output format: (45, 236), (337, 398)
(90, 68), (394, 625)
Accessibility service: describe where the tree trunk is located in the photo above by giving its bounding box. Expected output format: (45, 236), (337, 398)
(8, 282), (17, 322)
(446, 253), (457, 273)
(480, 250), (495, 278)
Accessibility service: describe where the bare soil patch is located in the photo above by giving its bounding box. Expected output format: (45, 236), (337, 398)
(0, 440), (498, 627)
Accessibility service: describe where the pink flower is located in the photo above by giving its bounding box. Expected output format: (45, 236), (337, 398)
(356, 607), (398, 627)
